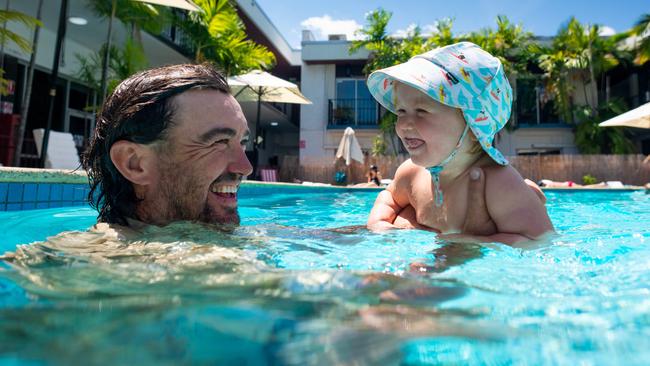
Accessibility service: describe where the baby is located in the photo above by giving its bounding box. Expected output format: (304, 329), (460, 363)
(366, 42), (553, 244)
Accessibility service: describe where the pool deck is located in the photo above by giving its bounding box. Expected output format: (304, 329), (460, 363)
(0, 167), (648, 193)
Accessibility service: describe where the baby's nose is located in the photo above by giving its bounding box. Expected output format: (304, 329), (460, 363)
(396, 116), (413, 133)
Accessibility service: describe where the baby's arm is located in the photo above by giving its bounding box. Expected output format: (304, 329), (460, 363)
(482, 166), (554, 244)
(367, 161), (415, 231)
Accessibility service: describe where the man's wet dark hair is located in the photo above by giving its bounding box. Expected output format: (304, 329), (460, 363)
(83, 64), (230, 225)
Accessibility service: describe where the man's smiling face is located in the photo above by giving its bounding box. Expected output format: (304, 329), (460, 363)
(140, 89), (253, 226)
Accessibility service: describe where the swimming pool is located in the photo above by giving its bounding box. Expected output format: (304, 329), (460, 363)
(1, 188), (649, 365)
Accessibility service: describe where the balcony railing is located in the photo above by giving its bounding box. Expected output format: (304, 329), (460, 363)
(328, 98), (380, 128)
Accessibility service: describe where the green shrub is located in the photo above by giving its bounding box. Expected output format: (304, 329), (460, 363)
(583, 174), (598, 185)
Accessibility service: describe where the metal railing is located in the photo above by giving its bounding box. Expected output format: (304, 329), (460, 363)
(328, 98), (380, 128)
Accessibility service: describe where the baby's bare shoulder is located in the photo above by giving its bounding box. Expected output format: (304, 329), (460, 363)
(392, 159), (427, 186)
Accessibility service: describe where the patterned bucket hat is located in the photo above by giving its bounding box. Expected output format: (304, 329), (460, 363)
(367, 41), (512, 165)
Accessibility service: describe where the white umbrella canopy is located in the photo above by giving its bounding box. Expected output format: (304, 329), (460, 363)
(228, 70), (311, 153)
(336, 127), (364, 166)
(228, 70), (312, 104)
(132, 0), (201, 11)
(599, 102), (650, 129)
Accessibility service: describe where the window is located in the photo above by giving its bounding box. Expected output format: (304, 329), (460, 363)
(331, 79), (377, 127)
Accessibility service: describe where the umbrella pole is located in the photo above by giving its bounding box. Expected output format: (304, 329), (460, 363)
(39, 0), (68, 168)
(255, 88), (261, 149)
(254, 88), (262, 178)
(99, 0), (116, 104)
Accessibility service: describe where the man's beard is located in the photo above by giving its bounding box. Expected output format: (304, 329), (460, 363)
(154, 162), (241, 226)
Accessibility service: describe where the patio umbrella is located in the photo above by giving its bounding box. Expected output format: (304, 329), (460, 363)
(228, 70), (311, 147)
(132, 0), (201, 11)
(335, 127), (364, 166)
(599, 102), (650, 129)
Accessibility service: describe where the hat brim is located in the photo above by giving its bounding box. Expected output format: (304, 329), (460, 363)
(368, 58), (464, 113)
(367, 58), (508, 165)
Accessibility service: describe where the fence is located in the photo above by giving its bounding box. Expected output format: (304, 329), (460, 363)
(280, 154), (650, 186)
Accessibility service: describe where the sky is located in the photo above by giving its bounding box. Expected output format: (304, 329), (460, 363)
(254, 0), (649, 49)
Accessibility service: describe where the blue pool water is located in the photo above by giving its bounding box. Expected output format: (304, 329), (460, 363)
(1, 189), (649, 365)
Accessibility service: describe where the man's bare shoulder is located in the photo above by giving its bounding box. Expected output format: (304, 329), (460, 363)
(483, 164), (541, 210)
(482, 164), (526, 191)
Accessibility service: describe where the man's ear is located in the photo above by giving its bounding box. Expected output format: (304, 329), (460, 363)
(110, 140), (157, 185)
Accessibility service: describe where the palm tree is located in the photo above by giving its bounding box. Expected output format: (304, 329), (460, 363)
(631, 13), (650, 65)
(350, 8), (421, 75)
(76, 37), (148, 96)
(536, 18), (632, 153)
(349, 8), (418, 155)
(0, 7), (41, 94)
(175, 0), (275, 75)
(86, 0), (170, 101)
(1, 4), (42, 167)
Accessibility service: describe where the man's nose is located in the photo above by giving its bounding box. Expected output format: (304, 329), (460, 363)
(229, 146), (253, 177)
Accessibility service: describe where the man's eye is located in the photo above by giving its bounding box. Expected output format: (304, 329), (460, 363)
(212, 139), (229, 146)
(241, 138), (249, 146)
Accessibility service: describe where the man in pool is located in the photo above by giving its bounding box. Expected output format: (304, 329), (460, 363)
(83, 63), (253, 229)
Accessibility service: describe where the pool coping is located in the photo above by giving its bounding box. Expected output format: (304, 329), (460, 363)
(1, 167), (647, 193)
(0, 167), (384, 192)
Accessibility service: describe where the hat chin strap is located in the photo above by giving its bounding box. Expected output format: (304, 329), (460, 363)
(426, 124), (470, 207)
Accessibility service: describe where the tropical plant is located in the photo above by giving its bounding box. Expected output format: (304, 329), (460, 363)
(11, 1), (43, 166)
(76, 37), (149, 101)
(86, 0), (171, 100)
(631, 13), (650, 65)
(350, 8), (426, 75)
(574, 99), (635, 154)
(536, 17), (622, 121)
(86, 0), (170, 44)
(0, 8), (41, 94)
(468, 15), (533, 77)
(424, 18), (458, 48)
(350, 8), (427, 156)
(175, 0), (275, 75)
(370, 134), (386, 156)
(535, 46), (574, 123)
(582, 174), (598, 184)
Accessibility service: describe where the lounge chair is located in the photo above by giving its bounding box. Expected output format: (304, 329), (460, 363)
(32, 129), (81, 169)
(260, 168), (278, 182)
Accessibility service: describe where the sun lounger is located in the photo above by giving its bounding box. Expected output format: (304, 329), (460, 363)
(32, 129), (81, 169)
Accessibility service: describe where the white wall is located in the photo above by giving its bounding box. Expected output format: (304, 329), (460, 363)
(302, 41), (369, 62)
(299, 63), (336, 164)
(498, 127), (579, 155)
(5, 21), (96, 81)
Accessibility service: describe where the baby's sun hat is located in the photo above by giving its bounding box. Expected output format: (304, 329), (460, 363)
(367, 41), (512, 167)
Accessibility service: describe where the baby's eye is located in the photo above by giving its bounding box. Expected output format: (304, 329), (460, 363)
(416, 108), (429, 114)
(396, 108), (406, 115)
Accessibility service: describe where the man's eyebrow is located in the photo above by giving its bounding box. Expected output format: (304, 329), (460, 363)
(197, 127), (236, 144)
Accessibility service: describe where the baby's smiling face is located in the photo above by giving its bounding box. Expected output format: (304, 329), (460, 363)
(393, 82), (469, 167)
